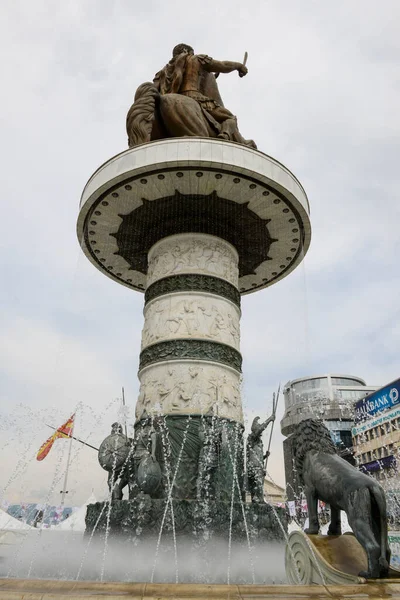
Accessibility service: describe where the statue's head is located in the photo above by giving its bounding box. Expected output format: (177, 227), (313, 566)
(172, 43), (194, 57)
(111, 422), (123, 434)
(251, 416), (260, 433)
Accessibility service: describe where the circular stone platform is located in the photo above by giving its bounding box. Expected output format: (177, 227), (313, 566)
(77, 138), (311, 294)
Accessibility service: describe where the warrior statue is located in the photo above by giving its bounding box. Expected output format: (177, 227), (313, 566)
(98, 422), (133, 501)
(246, 415), (275, 503)
(126, 43), (256, 149)
(132, 418), (162, 497)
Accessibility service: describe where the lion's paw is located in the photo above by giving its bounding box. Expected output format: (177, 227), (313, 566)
(327, 527), (342, 536)
(304, 527), (319, 535)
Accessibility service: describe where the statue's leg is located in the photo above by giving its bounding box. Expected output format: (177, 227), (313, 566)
(348, 491), (381, 578)
(255, 468), (265, 503)
(247, 471), (255, 502)
(351, 517), (381, 578)
(209, 107), (257, 149)
(304, 488), (319, 534)
(328, 506), (342, 535)
(160, 94), (212, 138)
(112, 471), (124, 501)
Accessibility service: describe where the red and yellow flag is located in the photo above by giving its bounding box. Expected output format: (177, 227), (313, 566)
(36, 414), (75, 461)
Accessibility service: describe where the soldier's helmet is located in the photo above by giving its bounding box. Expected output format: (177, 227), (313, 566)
(251, 417), (261, 434)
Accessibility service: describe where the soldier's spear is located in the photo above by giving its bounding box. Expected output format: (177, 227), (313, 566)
(45, 424), (98, 452)
(264, 383), (280, 471)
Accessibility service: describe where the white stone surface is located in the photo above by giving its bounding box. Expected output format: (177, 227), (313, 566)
(80, 138), (309, 214)
(77, 138), (311, 294)
(136, 360), (243, 423)
(147, 233), (238, 287)
(142, 292), (240, 350)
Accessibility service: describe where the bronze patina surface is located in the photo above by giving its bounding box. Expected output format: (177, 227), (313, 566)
(127, 43), (256, 148)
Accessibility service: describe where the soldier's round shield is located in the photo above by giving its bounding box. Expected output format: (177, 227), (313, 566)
(98, 433), (131, 472)
(137, 455), (162, 495)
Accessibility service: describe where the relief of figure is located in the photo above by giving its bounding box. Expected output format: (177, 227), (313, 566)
(227, 313), (240, 342)
(246, 415), (274, 503)
(148, 238), (238, 285)
(209, 307), (228, 340)
(156, 368), (179, 410)
(197, 302), (212, 335)
(171, 245), (188, 273)
(137, 379), (159, 419)
(179, 301), (200, 335)
(127, 44), (256, 148)
(220, 375), (239, 409)
(188, 240), (204, 267)
(138, 365), (241, 420)
(144, 297), (239, 348)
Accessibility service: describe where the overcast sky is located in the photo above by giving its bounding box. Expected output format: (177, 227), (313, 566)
(0, 0), (399, 506)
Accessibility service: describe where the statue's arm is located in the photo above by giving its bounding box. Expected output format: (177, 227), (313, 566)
(259, 414), (275, 433)
(200, 56), (248, 77)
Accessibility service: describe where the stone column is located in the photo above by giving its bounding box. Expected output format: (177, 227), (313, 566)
(77, 137), (311, 515)
(136, 233), (243, 424)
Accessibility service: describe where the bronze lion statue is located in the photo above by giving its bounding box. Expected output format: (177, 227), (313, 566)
(292, 419), (390, 579)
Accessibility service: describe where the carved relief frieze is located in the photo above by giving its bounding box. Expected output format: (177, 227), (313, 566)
(144, 274), (241, 307)
(147, 234), (239, 287)
(141, 294), (240, 350)
(136, 362), (243, 423)
(139, 339), (242, 372)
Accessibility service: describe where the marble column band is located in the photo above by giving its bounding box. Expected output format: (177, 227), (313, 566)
(136, 233), (243, 423)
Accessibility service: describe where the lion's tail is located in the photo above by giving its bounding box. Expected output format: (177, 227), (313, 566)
(370, 483), (390, 575)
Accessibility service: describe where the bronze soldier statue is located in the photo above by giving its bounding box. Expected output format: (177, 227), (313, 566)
(98, 422), (133, 500)
(246, 415), (274, 503)
(127, 44), (256, 149)
(132, 418), (162, 497)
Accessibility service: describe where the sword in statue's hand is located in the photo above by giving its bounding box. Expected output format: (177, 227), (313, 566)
(215, 51), (248, 79)
(238, 51), (248, 77)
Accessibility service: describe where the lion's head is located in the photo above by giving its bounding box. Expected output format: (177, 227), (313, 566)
(292, 419), (337, 483)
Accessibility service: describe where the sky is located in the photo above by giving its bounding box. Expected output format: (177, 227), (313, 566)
(0, 0), (399, 507)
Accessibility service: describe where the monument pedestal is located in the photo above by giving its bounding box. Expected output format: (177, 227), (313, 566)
(85, 496), (285, 541)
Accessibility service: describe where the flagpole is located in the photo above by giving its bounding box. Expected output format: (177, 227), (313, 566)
(60, 430), (73, 507)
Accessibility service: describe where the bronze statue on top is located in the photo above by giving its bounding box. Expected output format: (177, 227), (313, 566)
(126, 43), (256, 149)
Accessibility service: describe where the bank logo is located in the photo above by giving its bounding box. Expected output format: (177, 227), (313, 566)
(390, 387), (399, 404)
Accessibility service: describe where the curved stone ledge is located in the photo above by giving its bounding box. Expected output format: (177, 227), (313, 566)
(77, 139), (311, 294)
